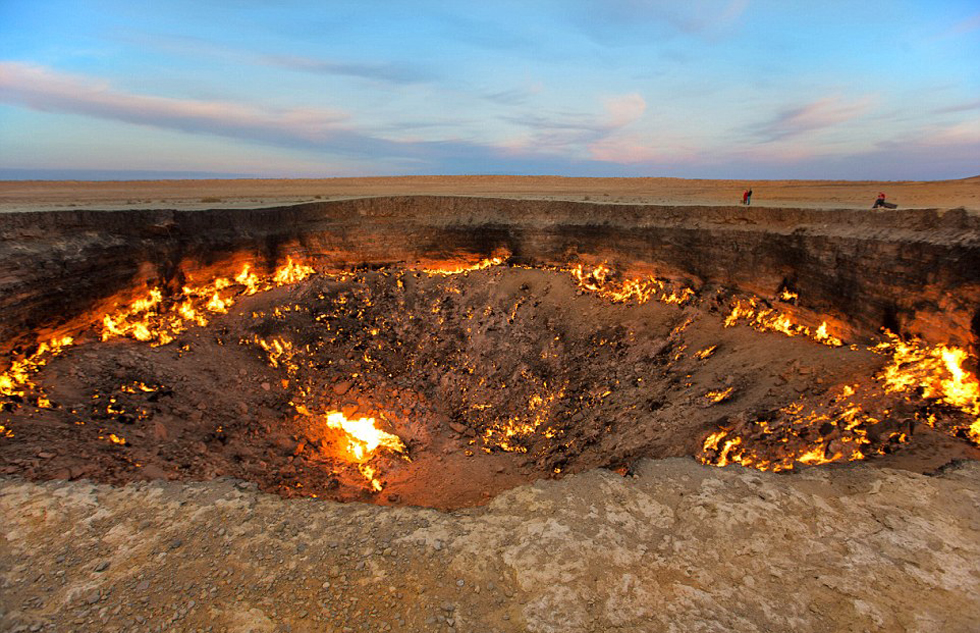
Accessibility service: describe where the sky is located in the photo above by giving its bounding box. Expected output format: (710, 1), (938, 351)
(0, 0), (978, 180)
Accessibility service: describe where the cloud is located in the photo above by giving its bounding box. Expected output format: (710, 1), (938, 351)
(0, 62), (350, 143)
(0, 61), (591, 170)
(945, 11), (980, 37)
(260, 54), (435, 84)
(602, 93), (646, 127)
(757, 95), (875, 141)
(115, 32), (435, 84)
(934, 99), (980, 115)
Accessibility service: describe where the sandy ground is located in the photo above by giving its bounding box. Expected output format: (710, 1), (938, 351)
(1, 175), (978, 212)
(2, 459), (979, 633)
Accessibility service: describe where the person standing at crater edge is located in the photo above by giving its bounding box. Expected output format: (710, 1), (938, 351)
(872, 192), (887, 208)
(741, 188), (753, 205)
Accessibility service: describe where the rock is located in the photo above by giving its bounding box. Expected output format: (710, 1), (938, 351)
(152, 421), (169, 441)
(140, 464), (169, 479)
(448, 422), (467, 434)
(94, 561), (109, 572)
(333, 381), (351, 395)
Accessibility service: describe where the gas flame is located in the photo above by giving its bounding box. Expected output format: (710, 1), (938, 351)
(422, 257), (506, 276)
(322, 411), (406, 463)
(724, 298), (843, 347)
(698, 386), (889, 472)
(704, 387), (734, 404)
(0, 336), (74, 404)
(569, 264), (693, 306)
(100, 258), (317, 346)
(295, 404), (406, 491)
(874, 332), (980, 442)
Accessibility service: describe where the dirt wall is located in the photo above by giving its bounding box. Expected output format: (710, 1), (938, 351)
(2, 197), (978, 356)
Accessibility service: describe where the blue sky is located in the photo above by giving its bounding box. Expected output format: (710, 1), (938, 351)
(1, 0), (978, 180)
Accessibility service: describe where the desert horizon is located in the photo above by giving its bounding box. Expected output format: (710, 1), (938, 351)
(2, 173), (979, 213)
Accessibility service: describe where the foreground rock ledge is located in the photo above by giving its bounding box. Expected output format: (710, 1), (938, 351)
(2, 459), (978, 633)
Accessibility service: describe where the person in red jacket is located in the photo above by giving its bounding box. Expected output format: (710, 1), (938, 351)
(872, 192), (887, 208)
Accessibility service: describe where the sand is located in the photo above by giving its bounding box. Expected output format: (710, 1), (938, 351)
(1, 174), (978, 213)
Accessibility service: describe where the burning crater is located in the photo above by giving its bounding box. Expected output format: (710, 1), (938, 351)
(1, 199), (979, 509)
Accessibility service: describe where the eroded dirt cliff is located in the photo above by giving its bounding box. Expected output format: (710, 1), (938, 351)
(2, 198), (979, 357)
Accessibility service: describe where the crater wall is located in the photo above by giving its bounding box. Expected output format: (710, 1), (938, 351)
(2, 197), (978, 355)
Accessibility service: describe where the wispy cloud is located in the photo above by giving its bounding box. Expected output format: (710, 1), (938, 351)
(757, 95), (875, 141)
(500, 93), (647, 156)
(261, 54), (436, 84)
(114, 32), (435, 84)
(0, 61), (599, 171)
(934, 99), (980, 115)
(0, 62), (349, 143)
(944, 11), (980, 37)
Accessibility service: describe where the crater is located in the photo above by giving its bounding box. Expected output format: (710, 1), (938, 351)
(1, 198), (978, 509)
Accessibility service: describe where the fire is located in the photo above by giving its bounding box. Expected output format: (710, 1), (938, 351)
(294, 405), (406, 491)
(874, 332), (980, 442)
(273, 257), (315, 285)
(422, 257), (506, 276)
(724, 298), (843, 347)
(569, 264), (693, 306)
(704, 387), (734, 404)
(322, 411), (406, 462)
(0, 335), (73, 404)
(698, 388), (887, 472)
(100, 258), (317, 346)
(694, 345), (717, 360)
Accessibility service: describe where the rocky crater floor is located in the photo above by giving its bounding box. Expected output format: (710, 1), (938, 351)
(2, 458), (979, 633)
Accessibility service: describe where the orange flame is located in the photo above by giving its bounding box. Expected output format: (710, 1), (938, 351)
(294, 405), (406, 491)
(422, 257), (506, 276)
(724, 298), (843, 347)
(569, 264), (693, 306)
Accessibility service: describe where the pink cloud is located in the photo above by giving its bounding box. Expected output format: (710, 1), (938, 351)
(760, 95), (875, 140)
(602, 93), (646, 128)
(947, 11), (980, 37)
(0, 62), (349, 143)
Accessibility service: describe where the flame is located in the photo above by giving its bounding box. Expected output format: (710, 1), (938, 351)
(724, 298), (843, 347)
(874, 332), (980, 442)
(569, 263), (693, 306)
(694, 345), (717, 360)
(273, 257), (315, 285)
(422, 257), (505, 276)
(321, 411), (406, 462)
(0, 335), (73, 404)
(294, 405), (406, 491)
(100, 258), (317, 346)
(704, 387), (734, 404)
(482, 387), (566, 453)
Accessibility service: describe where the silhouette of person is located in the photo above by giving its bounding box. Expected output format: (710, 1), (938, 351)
(872, 192), (886, 208)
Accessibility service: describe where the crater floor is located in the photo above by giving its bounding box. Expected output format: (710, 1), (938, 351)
(1, 265), (977, 509)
